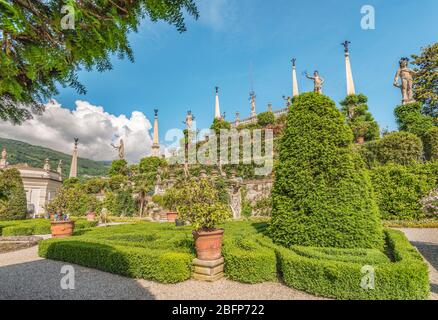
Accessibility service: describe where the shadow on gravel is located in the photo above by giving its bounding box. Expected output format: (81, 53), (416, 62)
(411, 241), (438, 295)
(0, 259), (155, 300)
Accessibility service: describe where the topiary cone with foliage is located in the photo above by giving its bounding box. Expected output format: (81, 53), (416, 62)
(268, 92), (383, 249)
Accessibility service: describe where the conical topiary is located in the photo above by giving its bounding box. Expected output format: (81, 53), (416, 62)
(268, 93), (383, 249)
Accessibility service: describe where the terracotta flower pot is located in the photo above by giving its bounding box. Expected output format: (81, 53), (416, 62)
(51, 221), (75, 238)
(192, 229), (224, 261)
(167, 212), (178, 222)
(86, 212), (96, 221)
(49, 214), (55, 221)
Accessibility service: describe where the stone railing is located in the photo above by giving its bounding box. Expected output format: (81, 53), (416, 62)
(230, 107), (289, 128)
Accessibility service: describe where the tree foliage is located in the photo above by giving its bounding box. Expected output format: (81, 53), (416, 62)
(268, 93), (383, 249)
(394, 102), (434, 138)
(109, 159), (129, 177)
(0, 0), (199, 124)
(340, 94), (380, 142)
(257, 111), (275, 127)
(376, 131), (423, 165)
(412, 42), (438, 117)
(0, 168), (27, 220)
(165, 178), (231, 231)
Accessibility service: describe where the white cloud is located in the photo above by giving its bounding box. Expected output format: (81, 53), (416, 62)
(0, 100), (153, 163)
(197, 0), (237, 31)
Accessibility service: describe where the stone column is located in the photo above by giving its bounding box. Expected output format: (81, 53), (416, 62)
(69, 138), (78, 178)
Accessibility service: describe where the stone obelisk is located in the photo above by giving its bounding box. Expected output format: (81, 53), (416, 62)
(69, 138), (78, 178)
(342, 41), (356, 96)
(214, 87), (221, 119)
(152, 109), (160, 157)
(292, 58), (299, 97)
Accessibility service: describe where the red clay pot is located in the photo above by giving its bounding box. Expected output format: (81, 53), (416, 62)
(51, 221), (75, 238)
(86, 212), (96, 221)
(192, 229), (224, 261)
(167, 212), (178, 222)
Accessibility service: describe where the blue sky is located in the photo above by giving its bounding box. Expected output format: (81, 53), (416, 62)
(55, 0), (438, 145)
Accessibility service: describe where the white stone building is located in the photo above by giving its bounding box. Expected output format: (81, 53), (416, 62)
(0, 149), (62, 218)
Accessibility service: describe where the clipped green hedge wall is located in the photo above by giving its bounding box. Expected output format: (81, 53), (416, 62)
(370, 162), (438, 220)
(0, 219), (97, 236)
(38, 239), (192, 284)
(277, 229), (429, 300)
(222, 236), (277, 283)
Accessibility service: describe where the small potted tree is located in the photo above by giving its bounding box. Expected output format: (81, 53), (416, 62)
(45, 188), (75, 238)
(161, 192), (178, 223)
(175, 178), (231, 260)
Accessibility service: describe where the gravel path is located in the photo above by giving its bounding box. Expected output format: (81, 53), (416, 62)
(398, 228), (438, 300)
(0, 246), (322, 300)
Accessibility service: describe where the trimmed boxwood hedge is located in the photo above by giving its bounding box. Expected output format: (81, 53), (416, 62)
(277, 229), (429, 300)
(0, 219), (98, 236)
(222, 236), (277, 283)
(269, 92), (383, 249)
(36, 222), (430, 299)
(38, 239), (192, 284)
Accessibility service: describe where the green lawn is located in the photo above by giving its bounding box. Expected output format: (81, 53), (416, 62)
(37, 221), (430, 299)
(0, 218), (97, 236)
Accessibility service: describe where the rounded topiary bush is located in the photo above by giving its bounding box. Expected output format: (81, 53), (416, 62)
(376, 131), (423, 165)
(257, 111), (275, 127)
(268, 92), (383, 249)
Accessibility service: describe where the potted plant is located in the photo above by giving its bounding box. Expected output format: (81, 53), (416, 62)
(86, 211), (96, 221)
(174, 178), (231, 260)
(50, 212), (75, 238)
(161, 191), (178, 223)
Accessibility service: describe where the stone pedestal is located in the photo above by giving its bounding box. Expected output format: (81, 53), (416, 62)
(192, 257), (224, 282)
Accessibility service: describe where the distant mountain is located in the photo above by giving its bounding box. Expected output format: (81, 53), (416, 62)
(0, 137), (110, 178)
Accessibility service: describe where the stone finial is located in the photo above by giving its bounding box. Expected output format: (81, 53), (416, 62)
(0, 147), (7, 169)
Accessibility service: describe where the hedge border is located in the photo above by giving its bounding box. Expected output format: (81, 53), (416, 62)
(38, 238), (193, 284)
(277, 229), (429, 300)
(0, 219), (98, 236)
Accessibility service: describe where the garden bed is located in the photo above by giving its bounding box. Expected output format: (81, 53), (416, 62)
(37, 221), (430, 299)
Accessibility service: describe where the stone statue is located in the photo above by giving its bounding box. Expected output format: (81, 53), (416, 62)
(43, 158), (51, 172)
(341, 40), (351, 53)
(1, 148), (6, 160)
(394, 57), (416, 105)
(57, 160), (63, 175)
(305, 70), (324, 94)
(282, 95), (292, 107)
(111, 138), (125, 160)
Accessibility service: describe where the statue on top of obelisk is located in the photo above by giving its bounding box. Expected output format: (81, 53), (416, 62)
(111, 138), (125, 160)
(393, 57), (416, 105)
(304, 70), (325, 94)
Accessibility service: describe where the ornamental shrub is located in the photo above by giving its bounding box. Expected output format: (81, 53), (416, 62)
(376, 131), (423, 165)
(420, 189), (438, 216)
(268, 92), (383, 249)
(424, 127), (438, 161)
(0, 169), (27, 220)
(394, 102), (434, 137)
(257, 111), (275, 127)
(370, 162), (438, 220)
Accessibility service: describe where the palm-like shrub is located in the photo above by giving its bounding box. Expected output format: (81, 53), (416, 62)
(268, 93), (383, 249)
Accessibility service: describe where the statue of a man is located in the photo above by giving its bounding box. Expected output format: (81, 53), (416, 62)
(393, 57), (416, 105)
(111, 138), (125, 160)
(1, 148), (6, 160)
(305, 70), (325, 94)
